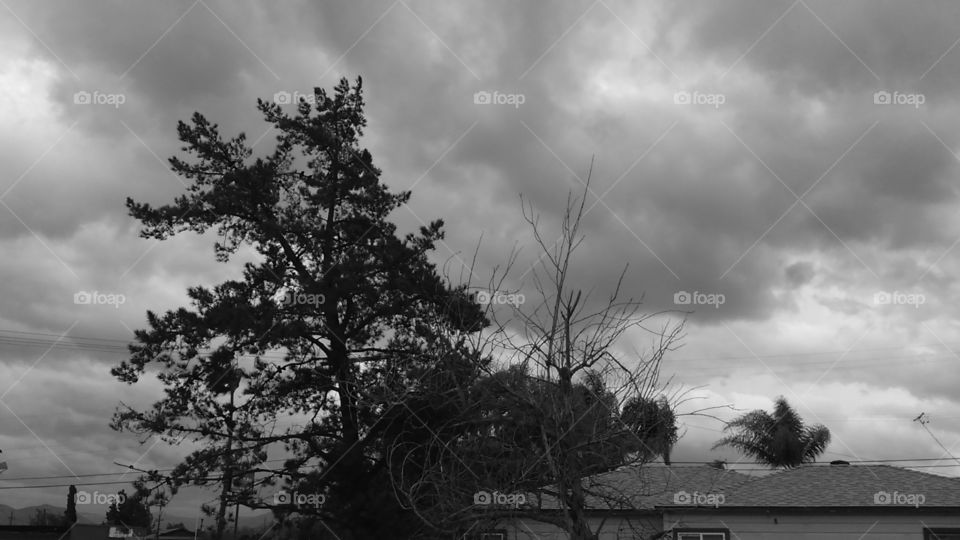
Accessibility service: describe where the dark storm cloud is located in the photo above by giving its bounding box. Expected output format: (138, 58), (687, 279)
(785, 261), (815, 288)
(2, 0), (960, 502)
(31, 1), (276, 109)
(665, 0), (960, 94)
(4, 0), (960, 326)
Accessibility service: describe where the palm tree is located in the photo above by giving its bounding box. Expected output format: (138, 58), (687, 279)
(621, 395), (678, 465)
(712, 396), (830, 468)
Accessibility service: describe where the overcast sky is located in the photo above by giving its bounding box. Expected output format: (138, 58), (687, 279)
(2, 0), (960, 519)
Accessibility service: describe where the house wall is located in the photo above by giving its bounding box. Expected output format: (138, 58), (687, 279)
(663, 511), (960, 539)
(507, 516), (660, 539)
(505, 512), (960, 539)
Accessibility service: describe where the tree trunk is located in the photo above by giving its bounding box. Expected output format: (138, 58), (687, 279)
(214, 392), (236, 540)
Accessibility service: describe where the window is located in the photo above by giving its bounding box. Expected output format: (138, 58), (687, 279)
(458, 529), (506, 540)
(674, 529), (728, 540)
(924, 528), (960, 540)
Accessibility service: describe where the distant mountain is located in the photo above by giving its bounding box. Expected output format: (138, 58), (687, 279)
(0, 504), (273, 531)
(159, 511), (274, 532)
(0, 504), (96, 525)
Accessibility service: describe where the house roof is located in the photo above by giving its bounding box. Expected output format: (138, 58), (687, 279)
(158, 526), (196, 537)
(531, 464), (960, 512)
(709, 464), (960, 508)
(534, 465), (752, 510)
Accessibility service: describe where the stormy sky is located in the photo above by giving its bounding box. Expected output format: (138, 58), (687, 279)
(1, 0), (959, 519)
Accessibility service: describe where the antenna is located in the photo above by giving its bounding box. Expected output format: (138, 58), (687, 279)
(914, 413), (960, 467)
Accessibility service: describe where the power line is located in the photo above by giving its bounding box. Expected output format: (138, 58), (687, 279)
(3, 327), (960, 368)
(0, 466), (956, 490)
(0, 480), (152, 490)
(674, 342), (945, 361)
(913, 413), (960, 467)
(0, 329), (131, 343)
(0, 457), (310, 483)
(667, 351), (960, 373)
(0, 329), (291, 360)
(0, 457), (956, 485)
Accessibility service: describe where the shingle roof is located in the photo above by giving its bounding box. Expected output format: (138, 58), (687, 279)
(710, 464), (960, 508)
(532, 464), (960, 511)
(534, 465), (752, 510)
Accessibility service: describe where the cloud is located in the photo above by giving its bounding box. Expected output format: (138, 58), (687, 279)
(1, 0), (960, 514)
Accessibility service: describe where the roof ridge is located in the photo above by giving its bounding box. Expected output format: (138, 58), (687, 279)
(783, 463), (959, 479)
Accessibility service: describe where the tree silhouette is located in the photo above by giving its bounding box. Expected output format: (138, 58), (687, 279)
(712, 396), (830, 468)
(621, 395), (679, 465)
(65, 485), (77, 524)
(106, 489), (152, 529)
(111, 76), (487, 539)
(390, 169), (685, 540)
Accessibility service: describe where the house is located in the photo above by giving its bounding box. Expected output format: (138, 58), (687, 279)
(475, 462), (960, 539)
(65, 524), (152, 540)
(660, 463), (960, 540)
(156, 526), (196, 540)
(0, 523), (189, 540)
(0, 524), (149, 540)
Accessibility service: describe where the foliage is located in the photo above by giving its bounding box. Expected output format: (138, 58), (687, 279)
(389, 170), (685, 540)
(712, 395), (830, 468)
(106, 489), (153, 529)
(111, 76), (487, 539)
(65, 485), (77, 524)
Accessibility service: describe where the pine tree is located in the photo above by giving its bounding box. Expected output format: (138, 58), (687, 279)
(111, 76), (486, 539)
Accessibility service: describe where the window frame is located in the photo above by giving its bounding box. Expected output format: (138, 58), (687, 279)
(673, 528), (730, 540)
(457, 529), (507, 540)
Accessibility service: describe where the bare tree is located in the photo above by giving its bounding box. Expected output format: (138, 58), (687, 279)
(389, 162), (686, 540)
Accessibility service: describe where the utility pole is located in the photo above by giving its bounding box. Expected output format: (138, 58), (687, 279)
(215, 372), (241, 540)
(232, 500), (240, 540)
(230, 470), (255, 540)
(155, 496), (163, 540)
